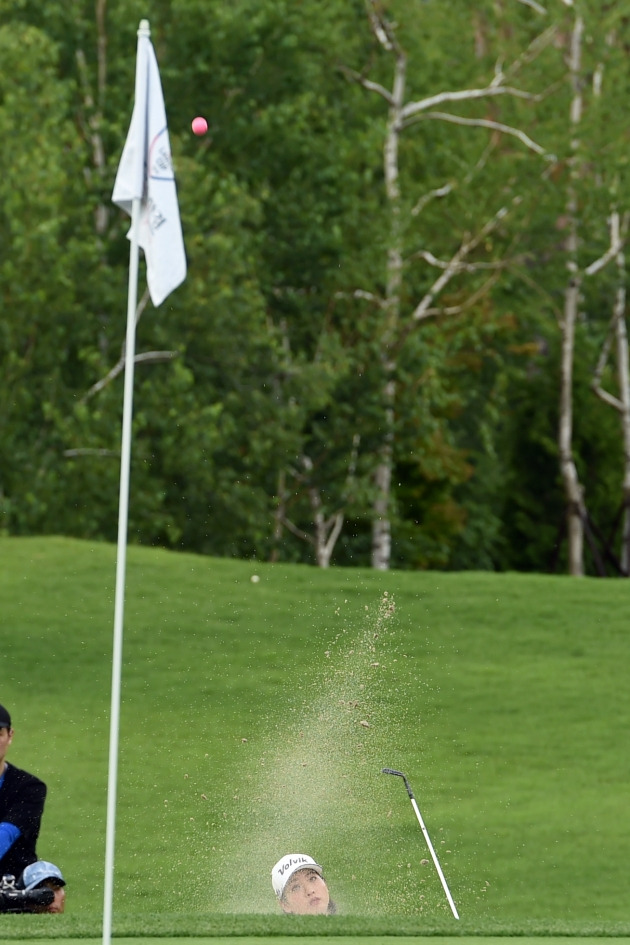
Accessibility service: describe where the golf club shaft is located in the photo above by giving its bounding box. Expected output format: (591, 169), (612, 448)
(409, 796), (459, 920)
(382, 767), (459, 920)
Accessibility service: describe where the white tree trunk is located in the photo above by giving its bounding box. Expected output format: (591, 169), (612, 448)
(584, 34), (630, 575)
(371, 38), (406, 571)
(591, 219), (630, 575)
(372, 376), (396, 570)
(614, 265), (630, 573)
(559, 12), (585, 576)
(309, 487), (343, 569)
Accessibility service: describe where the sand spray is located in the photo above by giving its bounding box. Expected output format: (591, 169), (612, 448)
(186, 592), (445, 914)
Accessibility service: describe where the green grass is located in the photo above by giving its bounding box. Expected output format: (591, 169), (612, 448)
(5, 939), (630, 945)
(4, 939), (630, 945)
(1, 536), (629, 937)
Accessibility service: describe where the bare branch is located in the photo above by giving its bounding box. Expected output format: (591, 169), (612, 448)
(343, 12), (558, 129)
(79, 350), (178, 405)
(337, 63), (395, 105)
(585, 246), (621, 278)
(79, 363), (122, 406)
(63, 448), (119, 458)
(401, 83), (539, 124)
(133, 351), (179, 366)
(584, 211), (629, 276)
(133, 284), (151, 322)
(498, 25), (559, 86)
(410, 201), (519, 323)
(403, 110), (555, 161)
(516, 0), (547, 15)
(365, 0), (401, 54)
(279, 432), (362, 566)
(320, 512), (344, 561)
(410, 249), (510, 273)
(334, 288), (387, 307)
(279, 515), (314, 546)
(514, 267), (564, 324)
(419, 273), (502, 318)
(592, 379), (625, 412)
(591, 320), (625, 412)
(411, 182), (454, 217)
(78, 288), (178, 405)
(410, 139), (506, 218)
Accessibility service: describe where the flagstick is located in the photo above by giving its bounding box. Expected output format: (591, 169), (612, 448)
(102, 193), (142, 945)
(103, 22), (150, 945)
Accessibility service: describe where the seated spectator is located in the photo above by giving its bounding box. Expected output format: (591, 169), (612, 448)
(19, 860), (66, 913)
(0, 703), (47, 879)
(0, 860), (66, 913)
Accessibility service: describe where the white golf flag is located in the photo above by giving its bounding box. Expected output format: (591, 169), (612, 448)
(112, 29), (186, 306)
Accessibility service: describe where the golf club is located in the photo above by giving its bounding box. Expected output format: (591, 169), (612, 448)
(382, 767), (459, 919)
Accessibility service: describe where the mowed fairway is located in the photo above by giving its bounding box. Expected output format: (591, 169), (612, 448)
(5, 939), (630, 945)
(1, 536), (629, 939)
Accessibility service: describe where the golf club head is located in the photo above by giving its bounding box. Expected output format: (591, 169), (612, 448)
(381, 766), (414, 798)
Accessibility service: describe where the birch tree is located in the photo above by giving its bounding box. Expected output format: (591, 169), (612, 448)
(584, 8), (630, 575)
(555, 0), (630, 575)
(590, 211), (630, 575)
(342, 0), (556, 569)
(558, 7), (587, 575)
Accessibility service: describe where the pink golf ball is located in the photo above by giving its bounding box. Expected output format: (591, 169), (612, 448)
(191, 116), (208, 136)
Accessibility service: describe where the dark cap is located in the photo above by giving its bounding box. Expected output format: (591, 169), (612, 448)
(0, 704), (12, 730)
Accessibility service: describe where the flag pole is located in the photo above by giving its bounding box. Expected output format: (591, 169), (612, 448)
(103, 20), (150, 945)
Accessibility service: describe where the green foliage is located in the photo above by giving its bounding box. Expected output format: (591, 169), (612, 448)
(0, 22), (96, 536)
(1, 0), (629, 571)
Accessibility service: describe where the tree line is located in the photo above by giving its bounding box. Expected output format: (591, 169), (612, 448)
(1, 0), (629, 574)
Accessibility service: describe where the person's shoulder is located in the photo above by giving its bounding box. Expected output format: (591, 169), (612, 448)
(4, 764), (46, 790)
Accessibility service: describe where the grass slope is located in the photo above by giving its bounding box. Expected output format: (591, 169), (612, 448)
(1, 536), (629, 936)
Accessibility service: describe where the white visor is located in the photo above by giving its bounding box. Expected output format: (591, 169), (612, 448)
(271, 853), (323, 898)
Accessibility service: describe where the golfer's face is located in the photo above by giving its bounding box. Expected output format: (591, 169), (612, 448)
(281, 868), (330, 915)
